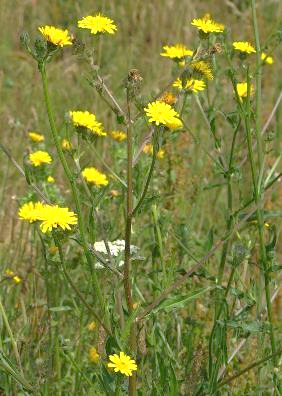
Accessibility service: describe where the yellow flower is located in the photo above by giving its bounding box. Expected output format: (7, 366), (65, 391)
(143, 144), (165, 159)
(38, 26), (73, 47)
(78, 14), (117, 35)
(191, 16), (224, 33)
(88, 347), (100, 363)
(160, 44), (193, 60)
(87, 322), (96, 331)
(61, 139), (72, 150)
(111, 131), (127, 142)
(159, 91), (176, 105)
(232, 41), (256, 54)
(4, 270), (22, 284)
(69, 111), (106, 136)
(173, 78), (206, 93)
(190, 60), (214, 80)
(18, 201), (45, 223)
(36, 204), (78, 233)
(28, 131), (45, 142)
(236, 82), (254, 100)
(47, 176), (55, 183)
(29, 151), (52, 167)
(108, 352), (137, 377)
(261, 52), (273, 64)
(82, 167), (109, 187)
(144, 100), (182, 128)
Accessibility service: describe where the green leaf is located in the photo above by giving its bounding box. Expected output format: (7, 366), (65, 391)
(149, 287), (215, 315)
(0, 351), (32, 391)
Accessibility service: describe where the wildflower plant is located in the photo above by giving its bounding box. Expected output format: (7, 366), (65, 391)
(1, 3), (280, 395)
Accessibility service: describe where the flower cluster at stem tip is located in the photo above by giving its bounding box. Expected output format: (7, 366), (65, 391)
(69, 110), (106, 136)
(108, 352), (137, 377)
(29, 150), (52, 167)
(82, 167), (109, 187)
(144, 100), (183, 129)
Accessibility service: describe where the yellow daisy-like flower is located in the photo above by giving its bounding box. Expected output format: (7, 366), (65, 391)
(82, 167), (109, 187)
(47, 176), (55, 183)
(143, 144), (165, 159)
(191, 17), (224, 33)
(108, 352), (137, 377)
(36, 204), (78, 233)
(261, 52), (273, 64)
(190, 60), (214, 80)
(88, 347), (100, 364)
(160, 44), (193, 60)
(232, 41), (256, 54)
(38, 26), (73, 47)
(78, 14), (117, 35)
(18, 201), (45, 223)
(61, 139), (72, 150)
(4, 269), (22, 284)
(111, 131), (127, 142)
(28, 131), (45, 142)
(29, 150), (52, 167)
(173, 78), (206, 93)
(69, 111), (106, 136)
(144, 100), (182, 128)
(236, 82), (254, 100)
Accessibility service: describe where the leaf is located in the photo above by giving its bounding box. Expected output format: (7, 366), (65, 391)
(149, 287), (214, 315)
(0, 351), (32, 391)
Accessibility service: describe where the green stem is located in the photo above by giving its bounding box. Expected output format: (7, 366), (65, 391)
(0, 297), (23, 374)
(124, 90), (137, 396)
(133, 146), (157, 216)
(38, 62), (105, 315)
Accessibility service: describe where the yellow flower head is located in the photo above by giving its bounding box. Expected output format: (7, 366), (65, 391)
(69, 111), (106, 136)
(190, 60), (214, 80)
(161, 44), (193, 60)
(78, 14), (117, 35)
(232, 41), (256, 54)
(18, 201), (45, 223)
(159, 91), (176, 105)
(38, 26), (73, 47)
(61, 139), (72, 150)
(4, 269), (22, 284)
(36, 204), (78, 233)
(236, 82), (254, 100)
(29, 150), (52, 167)
(89, 347), (100, 363)
(111, 130), (127, 142)
(108, 352), (137, 377)
(143, 144), (165, 159)
(261, 52), (273, 64)
(28, 131), (45, 142)
(82, 167), (109, 187)
(144, 100), (182, 128)
(191, 16), (224, 33)
(47, 176), (55, 183)
(87, 321), (96, 331)
(173, 78), (206, 93)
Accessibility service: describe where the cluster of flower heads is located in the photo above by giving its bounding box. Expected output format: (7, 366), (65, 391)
(18, 201), (77, 233)
(4, 269), (21, 284)
(38, 13), (117, 47)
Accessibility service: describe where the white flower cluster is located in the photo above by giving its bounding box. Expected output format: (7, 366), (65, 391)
(93, 240), (138, 256)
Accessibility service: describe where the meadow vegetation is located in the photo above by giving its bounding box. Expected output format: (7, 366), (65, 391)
(0, 0), (281, 394)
